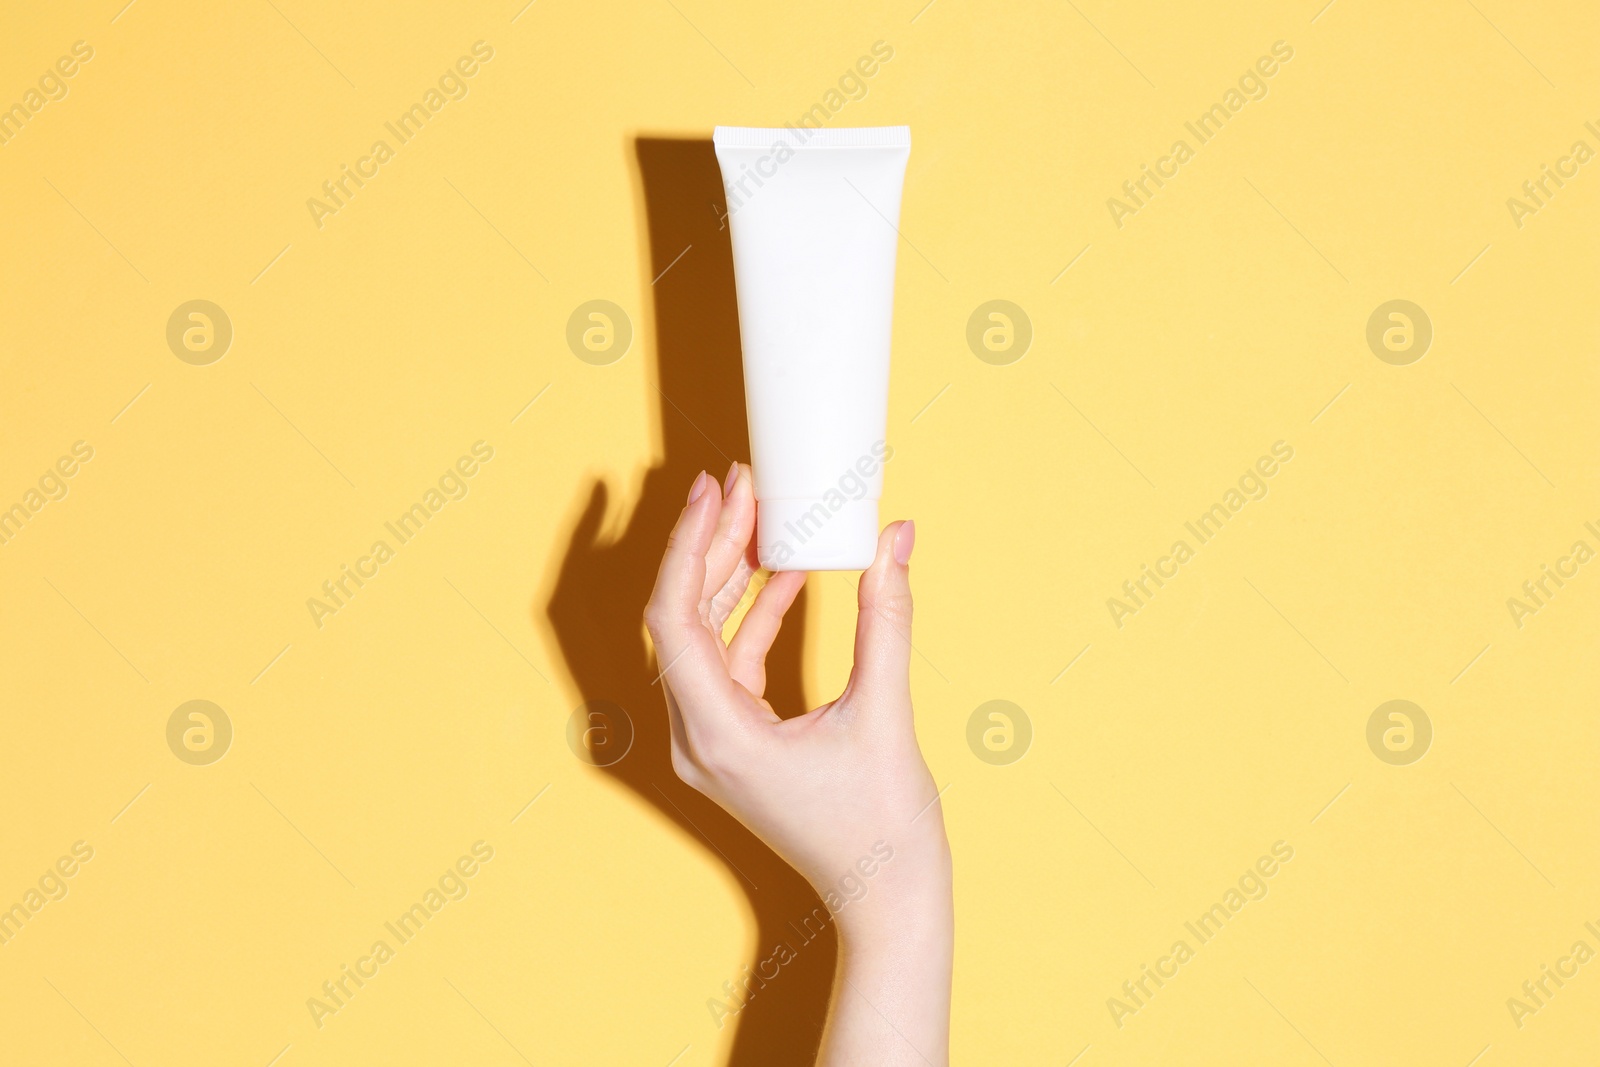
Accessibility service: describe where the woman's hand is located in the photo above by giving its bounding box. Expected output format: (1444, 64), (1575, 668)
(643, 462), (952, 1066)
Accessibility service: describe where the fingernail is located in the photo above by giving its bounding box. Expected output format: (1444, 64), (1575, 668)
(893, 520), (915, 565)
(687, 470), (710, 505)
(723, 461), (740, 496)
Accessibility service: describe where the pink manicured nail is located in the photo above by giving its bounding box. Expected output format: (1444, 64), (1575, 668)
(723, 461), (740, 496)
(893, 520), (915, 565)
(687, 470), (710, 504)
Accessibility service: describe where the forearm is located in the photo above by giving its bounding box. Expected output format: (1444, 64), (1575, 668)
(817, 854), (953, 1066)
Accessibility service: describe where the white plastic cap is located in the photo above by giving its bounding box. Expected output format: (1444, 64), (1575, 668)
(757, 497), (879, 571)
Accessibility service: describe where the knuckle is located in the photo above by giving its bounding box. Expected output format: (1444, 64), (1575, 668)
(642, 599), (681, 641)
(719, 515), (748, 550)
(669, 744), (704, 789)
(691, 733), (745, 784)
(865, 586), (914, 626)
(709, 584), (743, 622)
(642, 603), (663, 639)
(664, 523), (700, 556)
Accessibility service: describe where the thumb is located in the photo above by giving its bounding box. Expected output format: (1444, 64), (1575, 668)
(848, 520), (917, 702)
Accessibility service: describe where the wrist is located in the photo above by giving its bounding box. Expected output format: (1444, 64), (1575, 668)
(821, 841), (953, 1067)
(831, 835), (952, 949)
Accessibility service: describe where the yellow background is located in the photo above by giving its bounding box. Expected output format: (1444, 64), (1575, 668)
(1, 0), (1596, 1064)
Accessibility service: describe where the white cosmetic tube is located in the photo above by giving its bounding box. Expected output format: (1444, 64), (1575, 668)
(713, 125), (910, 571)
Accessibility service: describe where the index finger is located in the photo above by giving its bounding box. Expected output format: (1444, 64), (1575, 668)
(643, 471), (743, 715)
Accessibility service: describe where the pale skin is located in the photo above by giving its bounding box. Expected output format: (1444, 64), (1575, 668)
(644, 462), (953, 1066)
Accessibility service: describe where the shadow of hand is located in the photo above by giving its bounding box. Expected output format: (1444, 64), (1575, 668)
(540, 137), (837, 1066)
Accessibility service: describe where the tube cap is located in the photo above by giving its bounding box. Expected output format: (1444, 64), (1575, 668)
(757, 497), (879, 571)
